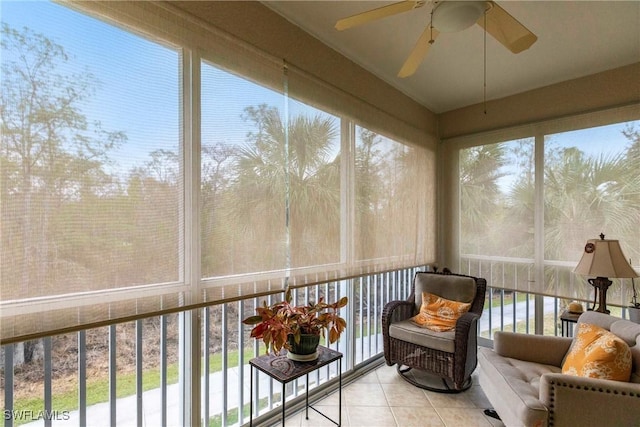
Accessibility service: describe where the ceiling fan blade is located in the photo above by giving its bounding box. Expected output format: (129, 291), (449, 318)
(335, 0), (426, 31)
(478, 1), (537, 54)
(397, 27), (440, 78)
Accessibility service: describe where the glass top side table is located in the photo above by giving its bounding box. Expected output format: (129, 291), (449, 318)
(249, 345), (343, 426)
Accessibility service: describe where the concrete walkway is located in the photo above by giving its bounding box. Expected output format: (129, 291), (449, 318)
(21, 358), (339, 427)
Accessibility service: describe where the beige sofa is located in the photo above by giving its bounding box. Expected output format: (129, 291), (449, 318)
(478, 311), (640, 427)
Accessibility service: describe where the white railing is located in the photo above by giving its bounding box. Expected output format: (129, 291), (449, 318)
(4, 262), (635, 426)
(0, 267), (418, 427)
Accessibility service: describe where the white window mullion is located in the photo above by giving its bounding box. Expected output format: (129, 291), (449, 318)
(534, 133), (545, 334)
(340, 119), (355, 266)
(179, 47), (202, 427)
(340, 119), (356, 370)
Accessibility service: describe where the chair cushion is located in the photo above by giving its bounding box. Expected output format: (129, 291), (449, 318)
(413, 273), (476, 313)
(411, 292), (471, 332)
(562, 322), (632, 382)
(389, 319), (456, 353)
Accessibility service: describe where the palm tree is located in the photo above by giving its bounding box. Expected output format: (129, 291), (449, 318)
(459, 143), (508, 254)
(544, 147), (632, 261)
(227, 104), (340, 272)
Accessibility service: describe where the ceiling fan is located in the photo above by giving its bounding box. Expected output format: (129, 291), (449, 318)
(335, 0), (537, 78)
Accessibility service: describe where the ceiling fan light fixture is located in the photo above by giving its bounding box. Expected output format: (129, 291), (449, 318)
(433, 1), (486, 33)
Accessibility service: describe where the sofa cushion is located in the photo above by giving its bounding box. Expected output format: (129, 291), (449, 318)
(578, 311), (640, 382)
(611, 318), (640, 382)
(562, 322), (632, 382)
(389, 319), (455, 353)
(479, 347), (556, 427)
(410, 292), (471, 332)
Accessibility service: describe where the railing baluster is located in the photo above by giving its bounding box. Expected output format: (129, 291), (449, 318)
(44, 337), (52, 427)
(384, 272), (390, 309)
(512, 291), (517, 333)
(500, 288), (505, 332)
(238, 300), (245, 426)
(314, 284), (320, 387)
(136, 320), (143, 427)
(488, 286), (493, 339)
(291, 287), (300, 398)
(78, 330), (87, 426)
(374, 273), (379, 353)
(526, 293), (531, 334)
(161, 315), (168, 427)
(252, 297), (260, 418)
(221, 303), (228, 427)
(4, 344), (14, 427)
(325, 282), (331, 379)
(554, 297), (559, 336)
(203, 307), (210, 427)
(109, 324), (117, 427)
(358, 277), (364, 364)
(367, 274), (372, 359)
(267, 294), (273, 411)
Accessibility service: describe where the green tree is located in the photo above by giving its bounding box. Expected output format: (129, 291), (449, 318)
(354, 128), (383, 259)
(1, 24), (124, 363)
(201, 142), (237, 276)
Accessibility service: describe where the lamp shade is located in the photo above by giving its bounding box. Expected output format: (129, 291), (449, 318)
(574, 237), (638, 278)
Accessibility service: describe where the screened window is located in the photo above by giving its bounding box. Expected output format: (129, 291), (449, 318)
(460, 138), (535, 259)
(454, 117), (640, 304)
(200, 62), (288, 278)
(200, 61), (342, 285)
(543, 121), (640, 299)
(1, 1), (182, 338)
(355, 127), (435, 266)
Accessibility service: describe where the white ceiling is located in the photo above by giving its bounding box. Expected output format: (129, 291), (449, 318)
(264, 1), (640, 113)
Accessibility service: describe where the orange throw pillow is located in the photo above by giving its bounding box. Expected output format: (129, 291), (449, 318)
(562, 322), (632, 382)
(411, 292), (471, 332)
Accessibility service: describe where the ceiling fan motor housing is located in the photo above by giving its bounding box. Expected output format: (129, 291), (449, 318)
(433, 0), (487, 33)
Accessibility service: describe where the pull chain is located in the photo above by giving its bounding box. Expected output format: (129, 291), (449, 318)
(483, 8), (487, 115)
(429, 9), (434, 43)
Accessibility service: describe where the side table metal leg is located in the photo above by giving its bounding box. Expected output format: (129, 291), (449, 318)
(249, 366), (253, 427)
(338, 358), (342, 427)
(282, 382), (286, 427)
(305, 373), (309, 420)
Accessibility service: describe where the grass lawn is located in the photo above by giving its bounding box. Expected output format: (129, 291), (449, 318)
(12, 347), (255, 426)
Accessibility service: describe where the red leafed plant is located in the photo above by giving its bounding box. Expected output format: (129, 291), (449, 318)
(243, 287), (348, 355)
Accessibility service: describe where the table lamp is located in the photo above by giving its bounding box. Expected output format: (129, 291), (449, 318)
(574, 233), (638, 314)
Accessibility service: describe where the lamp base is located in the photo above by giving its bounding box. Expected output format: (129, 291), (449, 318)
(588, 277), (612, 314)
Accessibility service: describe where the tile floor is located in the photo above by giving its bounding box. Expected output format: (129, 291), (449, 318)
(282, 363), (505, 427)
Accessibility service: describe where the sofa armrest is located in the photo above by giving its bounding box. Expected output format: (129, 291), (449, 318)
(494, 331), (572, 367)
(540, 373), (640, 426)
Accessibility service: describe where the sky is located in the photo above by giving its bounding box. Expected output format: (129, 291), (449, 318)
(2, 0), (637, 179)
(1, 0), (337, 178)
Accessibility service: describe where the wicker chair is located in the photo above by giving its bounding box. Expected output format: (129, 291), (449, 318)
(382, 271), (486, 392)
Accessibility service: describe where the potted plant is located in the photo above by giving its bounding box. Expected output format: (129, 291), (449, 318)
(629, 276), (640, 324)
(243, 287), (348, 361)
